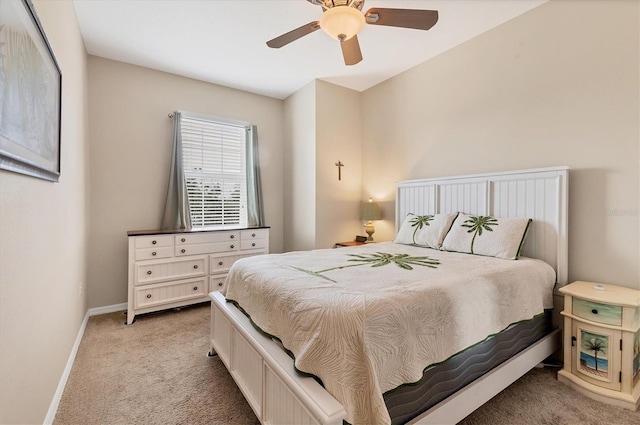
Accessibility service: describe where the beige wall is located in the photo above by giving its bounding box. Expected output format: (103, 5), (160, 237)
(283, 81), (317, 251)
(315, 80), (363, 248)
(362, 0), (639, 289)
(0, 1), (89, 423)
(87, 57), (284, 308)
(283, 80), (363, 251)
(1, 1), (637, 422)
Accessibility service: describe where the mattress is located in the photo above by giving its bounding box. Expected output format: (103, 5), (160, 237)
(385, 309), (553, 424)
(224, 242), (556, 424)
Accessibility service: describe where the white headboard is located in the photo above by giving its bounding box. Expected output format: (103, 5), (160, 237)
(396, 167), (569, 285)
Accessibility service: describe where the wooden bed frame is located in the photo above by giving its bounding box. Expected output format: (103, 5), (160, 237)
(209, 166), (569, 424)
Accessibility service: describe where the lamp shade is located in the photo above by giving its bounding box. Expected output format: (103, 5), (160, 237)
(319, 6), (365, 41)
(361, 200), (382, 221)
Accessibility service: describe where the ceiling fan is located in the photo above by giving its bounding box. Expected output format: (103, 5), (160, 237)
(266, 0), (439, 66)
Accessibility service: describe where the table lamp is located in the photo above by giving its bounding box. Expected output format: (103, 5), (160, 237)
(361, 198), (382, 241)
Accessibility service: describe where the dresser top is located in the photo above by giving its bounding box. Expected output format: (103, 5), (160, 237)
(559, 280), (640, 307)
(127, 226), (270, 237)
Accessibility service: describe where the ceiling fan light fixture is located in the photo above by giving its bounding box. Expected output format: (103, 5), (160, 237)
(319, 6), (365, 41)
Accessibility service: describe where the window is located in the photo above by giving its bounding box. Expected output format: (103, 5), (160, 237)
(179, 114), (249, 228)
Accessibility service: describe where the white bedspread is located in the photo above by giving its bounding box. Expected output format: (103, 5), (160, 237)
(224, 242), (555, 425)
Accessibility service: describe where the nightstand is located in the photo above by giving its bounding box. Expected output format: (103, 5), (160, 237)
(334, 241), (367, 248)
(557, 281), (640, 411)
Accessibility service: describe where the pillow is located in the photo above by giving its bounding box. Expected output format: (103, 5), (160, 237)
(394, 213), (458, 249)
(441, 213), (531, 259)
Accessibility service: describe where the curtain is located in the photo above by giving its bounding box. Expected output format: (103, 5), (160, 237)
(162, 112), (264, 229)
(246, 125), (265, 227)
(161, 112), (191, 229)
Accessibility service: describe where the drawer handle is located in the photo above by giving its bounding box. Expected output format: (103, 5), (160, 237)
(181, 238), (186, 242)
(230, 235), (235, 239)
(193, 286), (198, 291)
(252, 233), (256, 237)
(152, 240), (157, 245)
(146, 270), (152, 275)
(146, 294), (152, 298)
(181, 249), (186, 253)
(193, 265), (198, 269)
(252, 243), (256, 247)
(218, 282), (223, 287)
(230, 244), (235, 249)
(591, 309), (598, 315)
(152, 251), (157, 256)
(218, 261), (224, 266)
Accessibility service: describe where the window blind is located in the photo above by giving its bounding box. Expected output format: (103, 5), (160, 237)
(180, 115), (248, 228)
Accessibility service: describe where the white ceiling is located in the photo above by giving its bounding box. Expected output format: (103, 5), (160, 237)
(72, 0), (547, 100)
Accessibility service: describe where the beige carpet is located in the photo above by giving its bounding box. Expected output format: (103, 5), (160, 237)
(55, 303), (640, 425)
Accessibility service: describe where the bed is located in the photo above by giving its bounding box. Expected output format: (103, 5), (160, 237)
(209, 166), (569, 425)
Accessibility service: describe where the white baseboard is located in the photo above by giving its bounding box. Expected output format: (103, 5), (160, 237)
(43, 302), (127, 425)
(88, 302), (127, 317)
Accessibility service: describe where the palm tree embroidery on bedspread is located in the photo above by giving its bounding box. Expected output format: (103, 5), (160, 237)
(289, 252), (440, 283)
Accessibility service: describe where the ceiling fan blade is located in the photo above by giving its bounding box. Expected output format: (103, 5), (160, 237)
(266, 21), (320, 48)
(365, 8), (438, 31)
(341, 35), (362, 66)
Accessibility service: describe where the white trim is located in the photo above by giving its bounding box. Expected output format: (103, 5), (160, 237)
(43, 310), (89, 425)
(398, 166), (570, 185)
(396, 166), (569, 287)
(43, 303), (127, 425)
(88, 302), (127, 317)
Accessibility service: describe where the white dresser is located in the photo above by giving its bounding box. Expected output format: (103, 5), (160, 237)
(127, 227), (269, 324)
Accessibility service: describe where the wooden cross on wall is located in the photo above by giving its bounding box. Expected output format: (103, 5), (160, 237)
(335, 160), (344, 181)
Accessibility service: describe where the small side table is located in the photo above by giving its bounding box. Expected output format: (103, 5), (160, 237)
(557, 280), (640, 411)
(334, 241), (367, 248)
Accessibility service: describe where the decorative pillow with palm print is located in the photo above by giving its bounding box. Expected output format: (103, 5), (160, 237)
(441, 213), (532, 260)
(394, 213), (458, 249)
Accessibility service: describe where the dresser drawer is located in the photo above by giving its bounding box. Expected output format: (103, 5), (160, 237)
(134, 235), (173, 249)
(175, 241), (239, 256)
(175, 231), (240, 245)
(134, 277), (208, 308)
(210, 273), (228, 293)
(241, 229), (268, 241)
(241, 238), (268, 250)
(210, 252), (264, 273)
(135, 246), (173, 261)
(572, 298), (622, 326)
(136, 257), (207, 285)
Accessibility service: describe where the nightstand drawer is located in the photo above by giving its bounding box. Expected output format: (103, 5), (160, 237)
(572, 298), (622, 326)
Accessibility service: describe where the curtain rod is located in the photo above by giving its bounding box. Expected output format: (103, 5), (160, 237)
(167, 111), (251, 128)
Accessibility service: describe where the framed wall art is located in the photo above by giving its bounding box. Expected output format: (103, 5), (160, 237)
(0, 0), (62, 182)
